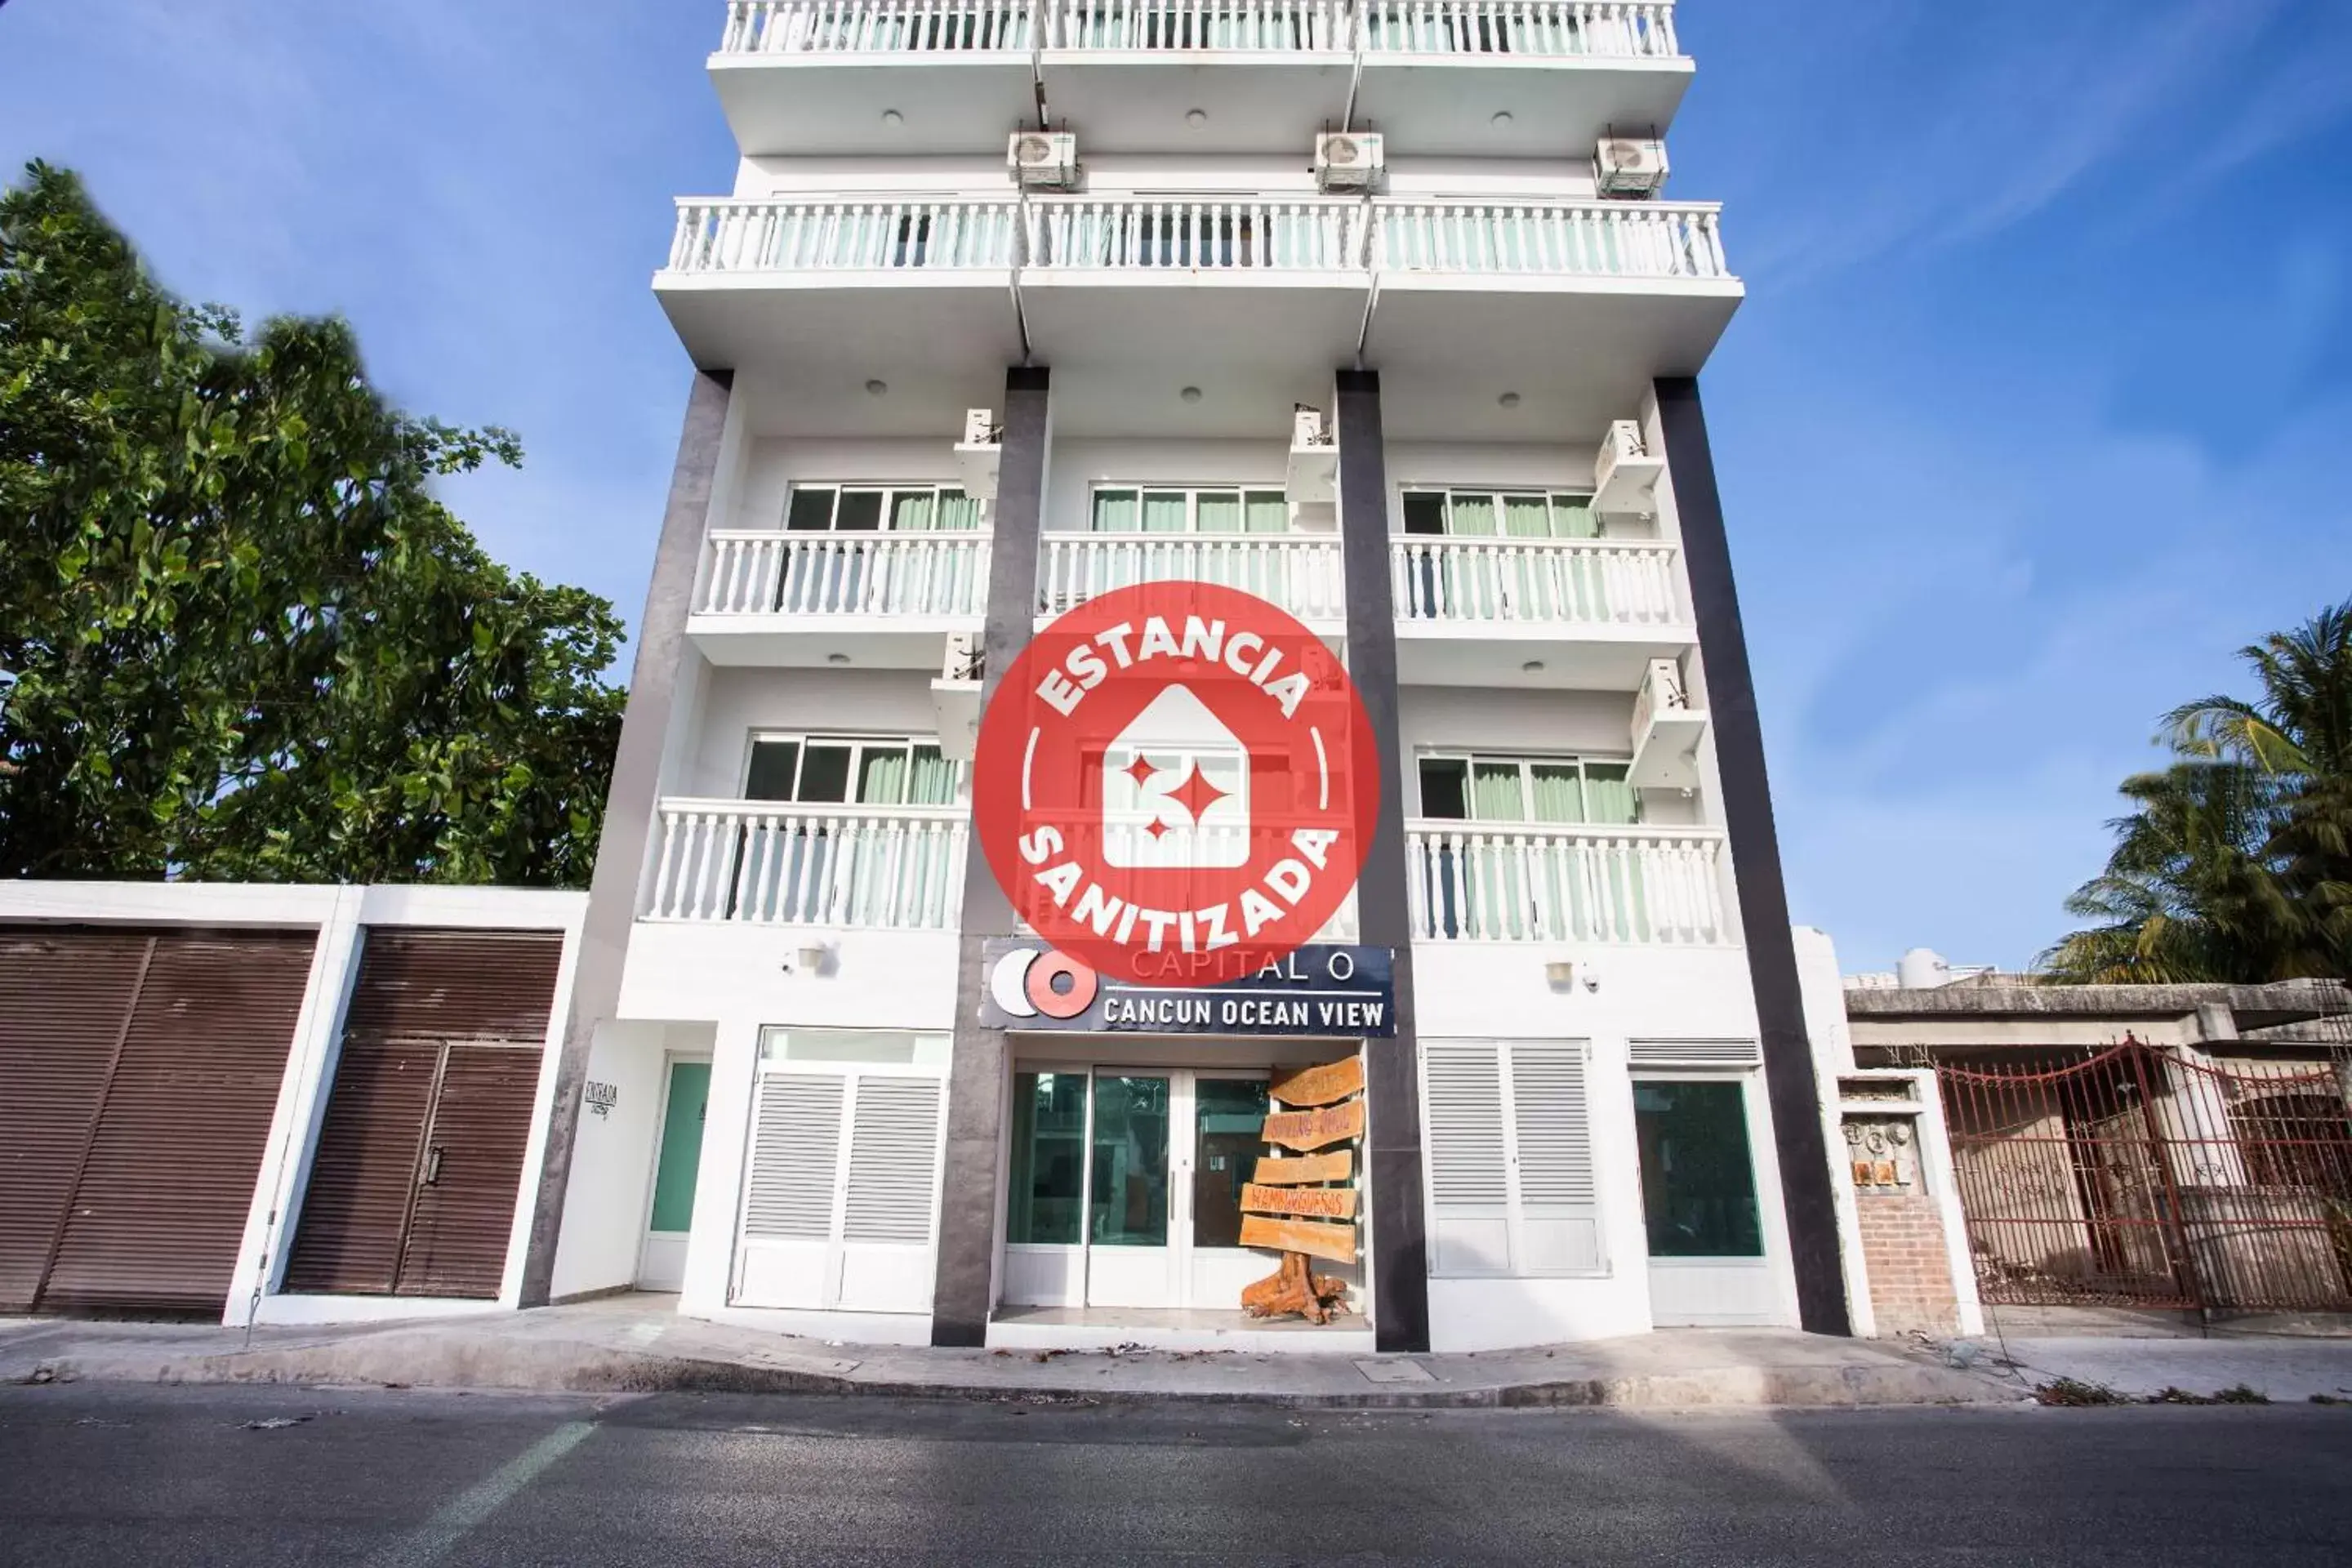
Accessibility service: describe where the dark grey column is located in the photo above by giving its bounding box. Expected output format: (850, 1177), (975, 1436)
(520, 368), (733, 1307)
(931, 365), (1051, 1346)
(1334, 369), (1431, 1354)
(1653, 376), (1851, 1337)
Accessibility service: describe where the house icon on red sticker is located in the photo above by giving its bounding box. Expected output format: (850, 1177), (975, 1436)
(1102, 683), (1250, 870)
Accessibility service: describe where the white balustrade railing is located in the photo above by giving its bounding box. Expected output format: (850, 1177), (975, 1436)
(1022, 198), (1365, 272)
(1361, 2), (1675, 56)
(1392, 537), (1680, 626)
(723, 0), (1036, 51)
(668, 200), (1021, 275)
(1406, 821), (1726, 944)
(699, 531), (991, 617)
(665, 197), (1728, 283)
(648, 800), (969, 929)
(1374, 201), (1729, 280)
(719, 1), (1680, 56)
(1038, 533), (1348, 621)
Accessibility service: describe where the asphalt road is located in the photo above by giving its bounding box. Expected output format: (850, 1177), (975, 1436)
(4, 1383), (2350, 1566)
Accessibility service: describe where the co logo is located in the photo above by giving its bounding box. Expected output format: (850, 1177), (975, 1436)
(987, 947), (1100, 1020)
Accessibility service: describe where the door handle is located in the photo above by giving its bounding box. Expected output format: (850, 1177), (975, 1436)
(424, 1147), (446, 1186)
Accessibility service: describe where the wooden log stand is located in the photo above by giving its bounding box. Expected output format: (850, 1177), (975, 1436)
(1241, 1251), (1350, 1325)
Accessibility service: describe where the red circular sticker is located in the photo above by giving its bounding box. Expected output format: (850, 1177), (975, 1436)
(974, 581), (1379, 988)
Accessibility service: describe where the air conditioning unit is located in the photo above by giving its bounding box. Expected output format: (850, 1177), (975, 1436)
(1008, 131), (1080, 189)
(1595, 135), (1669, 198)
(931, 632), (986, 763)
(1286, 405), (1336, 506)
(1593, 419), (1665, 516)
(953, 408), (1001, 501)
(1313, 131), (1384, 192)
(1630, 657), (1708, 790)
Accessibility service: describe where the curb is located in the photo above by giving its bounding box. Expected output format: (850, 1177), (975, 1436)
(16, 1334), (2021, 1412)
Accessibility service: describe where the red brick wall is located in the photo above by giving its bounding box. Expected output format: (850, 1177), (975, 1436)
(1855, 1192), (1960, 1336)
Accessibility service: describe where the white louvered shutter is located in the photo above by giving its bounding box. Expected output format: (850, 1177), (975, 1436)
(743, 1074), (846, 1240)
(1508, 1042), (1602, 1273)
(842, 1076), (943, 1245)
(1423, 1040), (1512, 1275)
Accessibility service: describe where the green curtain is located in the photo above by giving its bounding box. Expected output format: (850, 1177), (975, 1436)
(1502, 495), (1551, 537)
(1094, 488), (1138, 532)
(1470, 761), (1525, 821)
(1528, 764), (1585, 823)
(890, 490), (935, 532)
(857, 746), (910, 805)
(1143, 490), (1187, 532)
(906, 746), (959, 805)
(1584, 764), (1637, 825)
(1550, 494), (1600, 539)
(939, 489), (982, 531)
(1195, 490), (1242, 532)
(1245, 491), (1288, 533)
(1448, 493), (1498, 536)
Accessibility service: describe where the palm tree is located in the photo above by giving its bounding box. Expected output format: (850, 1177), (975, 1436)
(2040, 598), (2352, 984)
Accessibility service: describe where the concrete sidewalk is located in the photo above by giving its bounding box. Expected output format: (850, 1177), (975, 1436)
(1, 1295), (2016, 1410)
(1995, 1335), (2352, 1403)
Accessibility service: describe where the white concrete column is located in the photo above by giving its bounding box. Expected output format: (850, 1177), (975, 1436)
(679, 1016), (765, 1318)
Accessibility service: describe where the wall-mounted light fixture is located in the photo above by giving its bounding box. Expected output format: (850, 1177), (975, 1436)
(785, 938), (835, 978)
(1544, 955), (1601, 992)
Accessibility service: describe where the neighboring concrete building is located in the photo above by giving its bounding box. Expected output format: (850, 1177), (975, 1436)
(522, 0), (1854, 1355)
(1839, 961), (2352, 1326)
(0, 883), (585, 1326)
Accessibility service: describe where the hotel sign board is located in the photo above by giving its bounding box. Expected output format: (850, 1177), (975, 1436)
(978, 941), (1396, 1037)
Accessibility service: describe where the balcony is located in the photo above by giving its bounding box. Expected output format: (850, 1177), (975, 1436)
(1390, 535), (1690, 684)
(657, 194), (1737, 439)
(711, 2), (1690, 155)
(646, 800), (969, 928)
(1405, 821), (1727, 945)
(688, 530), (990, 667)
(1036, 532), (1348, 630)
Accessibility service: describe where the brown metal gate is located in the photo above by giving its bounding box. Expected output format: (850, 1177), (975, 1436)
(0, 929), (314, 1314)
(1940, 1040), (2352, 1313)
(283, 929), (560, 1300)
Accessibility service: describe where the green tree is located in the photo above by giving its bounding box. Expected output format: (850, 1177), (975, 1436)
(2040, 600), (2352, 983)
(0, 161), (623, 886)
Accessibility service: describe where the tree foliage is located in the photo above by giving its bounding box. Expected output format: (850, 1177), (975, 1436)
(2039, 600), (2352, 984)
(0, 161), (624, 887)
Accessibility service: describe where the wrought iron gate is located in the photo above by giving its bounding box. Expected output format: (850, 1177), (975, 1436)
(1939, 1040), (2352, 1313)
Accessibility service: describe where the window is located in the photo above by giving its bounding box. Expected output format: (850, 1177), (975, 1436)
(786, 484), (984, 533)
(1417, 754), (1637, 826)
(1400, 489), (1598, 540)
(1090, 486), (1290, 534)
(743, 736), (964, 807)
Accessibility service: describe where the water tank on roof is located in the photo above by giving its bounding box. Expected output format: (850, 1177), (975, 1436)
(1897, 947), (1953, 989)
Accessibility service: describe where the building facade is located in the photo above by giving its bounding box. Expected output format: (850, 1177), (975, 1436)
(532, 0), (1847, 1352)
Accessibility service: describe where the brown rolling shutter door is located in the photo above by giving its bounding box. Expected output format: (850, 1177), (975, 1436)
(399, 1045), (544, 1298)
(40, 934), (313, 1312)
(0, 933), (154, 1312)
(286, 929), (562, 1299)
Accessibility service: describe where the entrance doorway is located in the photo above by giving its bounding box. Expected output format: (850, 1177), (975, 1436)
(1632, 1074), (1777, 1325)
(1003, 1068), (1270, 1310)
(639, 1057), (710, 1291)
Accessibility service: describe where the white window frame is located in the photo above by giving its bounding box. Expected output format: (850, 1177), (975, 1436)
(1085, 483), (1292, 534)
(741, 733), (964, 807)
(1396, 488), (1601, 538)
(1413, 749), (1640, 826)
(783, 482), (986, 532)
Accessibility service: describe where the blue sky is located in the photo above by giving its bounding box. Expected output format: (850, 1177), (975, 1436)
(3, 0), (2349, 972)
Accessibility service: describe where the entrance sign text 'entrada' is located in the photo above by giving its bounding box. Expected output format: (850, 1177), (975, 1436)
(973, 581), (1380, 986)
(978, 941), (1397, 1036)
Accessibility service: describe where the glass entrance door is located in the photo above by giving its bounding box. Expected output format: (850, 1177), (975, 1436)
(1004, 1067), (1268, 1310)
(1632, 1075), (1777, 1325)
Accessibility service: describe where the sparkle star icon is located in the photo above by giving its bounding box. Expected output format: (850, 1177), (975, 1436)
(1143, 819), (1169, 840)
(1168, 764), (1228, 823)
(1122, 755), (1160, 791)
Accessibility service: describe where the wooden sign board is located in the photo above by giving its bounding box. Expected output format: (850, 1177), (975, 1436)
(1269, 1057), (1365, 1108)
(1242, 1183), (1357, 1221)
(1252, 1150), (1352, 1187)
(1260, 1100), (1365, 1152)
(1239, 1214), (1358, 1265)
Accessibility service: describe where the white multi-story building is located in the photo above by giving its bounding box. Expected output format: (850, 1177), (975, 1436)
(524, 0), (1849, 1353)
